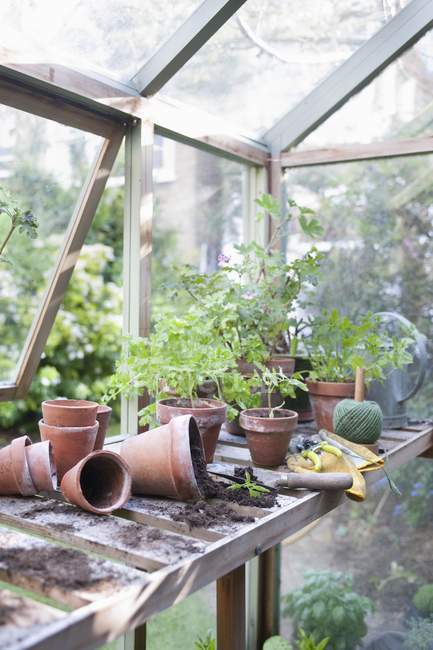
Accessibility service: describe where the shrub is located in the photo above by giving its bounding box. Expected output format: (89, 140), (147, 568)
(414, 585), (433, 617)
(283, 570), (373, 650)
(404, 618), (433, 650)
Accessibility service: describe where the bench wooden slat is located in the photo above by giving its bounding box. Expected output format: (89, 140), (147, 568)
(0, 588), (64, 648)
(0, 497), (207, 572)
(0, 527), (147, 608)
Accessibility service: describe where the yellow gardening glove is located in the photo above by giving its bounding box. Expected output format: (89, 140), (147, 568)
(286, 433), (384, 502)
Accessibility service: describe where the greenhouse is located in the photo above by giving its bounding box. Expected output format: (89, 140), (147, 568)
(0, 1), (433, 649)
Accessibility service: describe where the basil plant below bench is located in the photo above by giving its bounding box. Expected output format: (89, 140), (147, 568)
(305, 309), (414, 432)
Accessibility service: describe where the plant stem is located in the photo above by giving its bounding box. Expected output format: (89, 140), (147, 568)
(0, 222), (16, 258)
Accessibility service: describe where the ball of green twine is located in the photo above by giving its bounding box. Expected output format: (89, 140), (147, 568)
(333, 399), (383, 444)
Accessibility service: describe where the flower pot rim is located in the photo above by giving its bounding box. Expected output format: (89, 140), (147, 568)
(240, 407), (298, 423)
(97, 404), (112, 414)
(38, 419), (99, 433)
(42, 399), (99, 410)
(306, 379), (355, 397)
(158, 397), (227, 411)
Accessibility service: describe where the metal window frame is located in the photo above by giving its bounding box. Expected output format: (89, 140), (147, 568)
(132, 0), (247, 96)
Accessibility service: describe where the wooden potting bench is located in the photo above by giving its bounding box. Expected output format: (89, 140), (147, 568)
(0, 422), (432, 650)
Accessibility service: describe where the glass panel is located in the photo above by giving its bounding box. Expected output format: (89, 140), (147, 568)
(162, 0), (402, 135)
(152, 135), (246, 315)
(299, 28), (433, 148)
(285, 154), (433, 419)
(0, 0), (200, 82)
(0, 105), (102, 387)
(280, 456), (433, 648)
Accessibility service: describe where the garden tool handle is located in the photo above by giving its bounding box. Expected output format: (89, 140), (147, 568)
(278, 472), (353, 491)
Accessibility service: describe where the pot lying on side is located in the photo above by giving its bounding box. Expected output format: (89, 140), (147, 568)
(157, 398), (226, 464)
(120, 414), (204, 501)
(239, 408), (298, 468)
(61, 450), (131, 514)
(0, 435), (57, 496)
(307, 380), (355, 432)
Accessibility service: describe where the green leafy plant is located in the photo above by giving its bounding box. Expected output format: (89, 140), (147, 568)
(263, 630), (329, 650)
(194, 632), (216, 650)
(306, 309), (413, 383)
(283, 570), (373, 650)
(104, 312), (237, 425)
(261, 367), (308, 416)
(227, 470), (271, 499)
(263, 636), (292, 650)
(0, 185), (38, 261)
(171, 193), (323, 366)
(413, 584), (433, 617)
(404, 618), (433, 650)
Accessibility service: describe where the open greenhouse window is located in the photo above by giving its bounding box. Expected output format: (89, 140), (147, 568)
(152, 137), (247, 316)
(297, 28), (433, 148)
(0, 0), (201, 83)
(284, 154), (433, 420)
(0, 105), (103, 396)
(160, 0), (405, 136)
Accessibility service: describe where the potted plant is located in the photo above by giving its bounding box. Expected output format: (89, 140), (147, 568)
(239, 368), (306, 467)
(305, 309), (413, 431)
(171, 193), (323, 377)
(104, 313), (236, 463)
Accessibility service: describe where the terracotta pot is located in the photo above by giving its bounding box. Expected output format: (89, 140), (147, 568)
(225, 415), (245, 436)
(120, 414), (204, 501)
(0, 435), (34, 495)
(239, 408), (298, 467)
(25, 440), (57, 493)
(42, 399), (99, 427)
(307, 380), (355, 432)
(94, 405), (112, 450)
(157, 398), (226, 463)
(61, 450), (131, 515)
(39, 419), (99, 482)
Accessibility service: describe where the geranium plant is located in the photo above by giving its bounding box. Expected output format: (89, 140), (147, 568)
(172, 193), (323, 366)
(306, 309), (413, 384)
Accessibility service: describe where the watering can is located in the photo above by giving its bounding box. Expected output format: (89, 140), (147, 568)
(367, 312), (428, 428)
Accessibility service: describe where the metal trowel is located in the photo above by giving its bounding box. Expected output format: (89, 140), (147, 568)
(207, 462), (353, 492)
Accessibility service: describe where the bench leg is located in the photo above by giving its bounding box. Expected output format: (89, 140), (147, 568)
(256, 545), (280, 648)
(217, 564), (246, 650)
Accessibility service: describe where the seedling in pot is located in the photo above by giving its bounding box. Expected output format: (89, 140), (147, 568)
(261, 367), (307, 417)
(227, 470), (271, 499)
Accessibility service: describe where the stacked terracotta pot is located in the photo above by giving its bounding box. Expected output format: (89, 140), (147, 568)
(0, 435), (57, 495)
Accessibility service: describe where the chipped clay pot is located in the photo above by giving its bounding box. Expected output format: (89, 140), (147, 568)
(120, 414), (204, 501)
(94, 405), (112, 450)
(307, 380), (355, 433)
(39, 419), (99, 482)
(0, 435), (56, 495)
(61, 450), (131, 515)
(239, 408), (298, 467)
(41, 399), (99, 428)
(156, 398), (226, 464)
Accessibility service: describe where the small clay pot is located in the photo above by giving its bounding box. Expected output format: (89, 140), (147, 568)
(61, 450), (131, 515)
(157, 398), (227, 463)
(120, 414), (204, 501)
(0, 435), (34, 495)
(239, 408), (298, 467)
(307, 380), (355, 432)
(225, 415), (245, 436)
(42, 399), (99, 427)
(39, 419), (99, 482)
(25, 440), (57, 493)
(94, 405), (112, 450)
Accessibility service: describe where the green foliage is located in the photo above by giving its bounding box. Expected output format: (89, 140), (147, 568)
(219, 372), (262, 421)
(404, 618), (433, 650)
(194, 632), (216, 650)
(262, 630), (329, 650)
(263, 636), (293, 650)
(261, 367), (308, 416)
(104, 312), (238, 426)
(413, 585), (433, 616)
(306, 309), (413, 383)
(283, 570), (373, 650)
(0, 185), (38, 261)
(227, 470), (271, 499)
(171, 193), (322, 364)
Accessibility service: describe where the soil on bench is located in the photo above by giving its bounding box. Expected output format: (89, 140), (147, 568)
(116, 525), (201, 554)
(0, 602), (16, 626)
(190, 440), (278, 514)
(172, 500), (254, 530)
(0, 546), (117, 591)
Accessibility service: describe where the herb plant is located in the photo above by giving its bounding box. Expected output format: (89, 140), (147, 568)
(171, 193), (323, 366)
(261, 367), (307, 416)
(413, 584), (433, 617)
(104, 313), (238, 425)
(194, 632), (216, 650)
(306, 309), (413, 383)
(263, 630), (329, 650)
(283, 570), (373, 650)
(0, 186), (38, 262)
